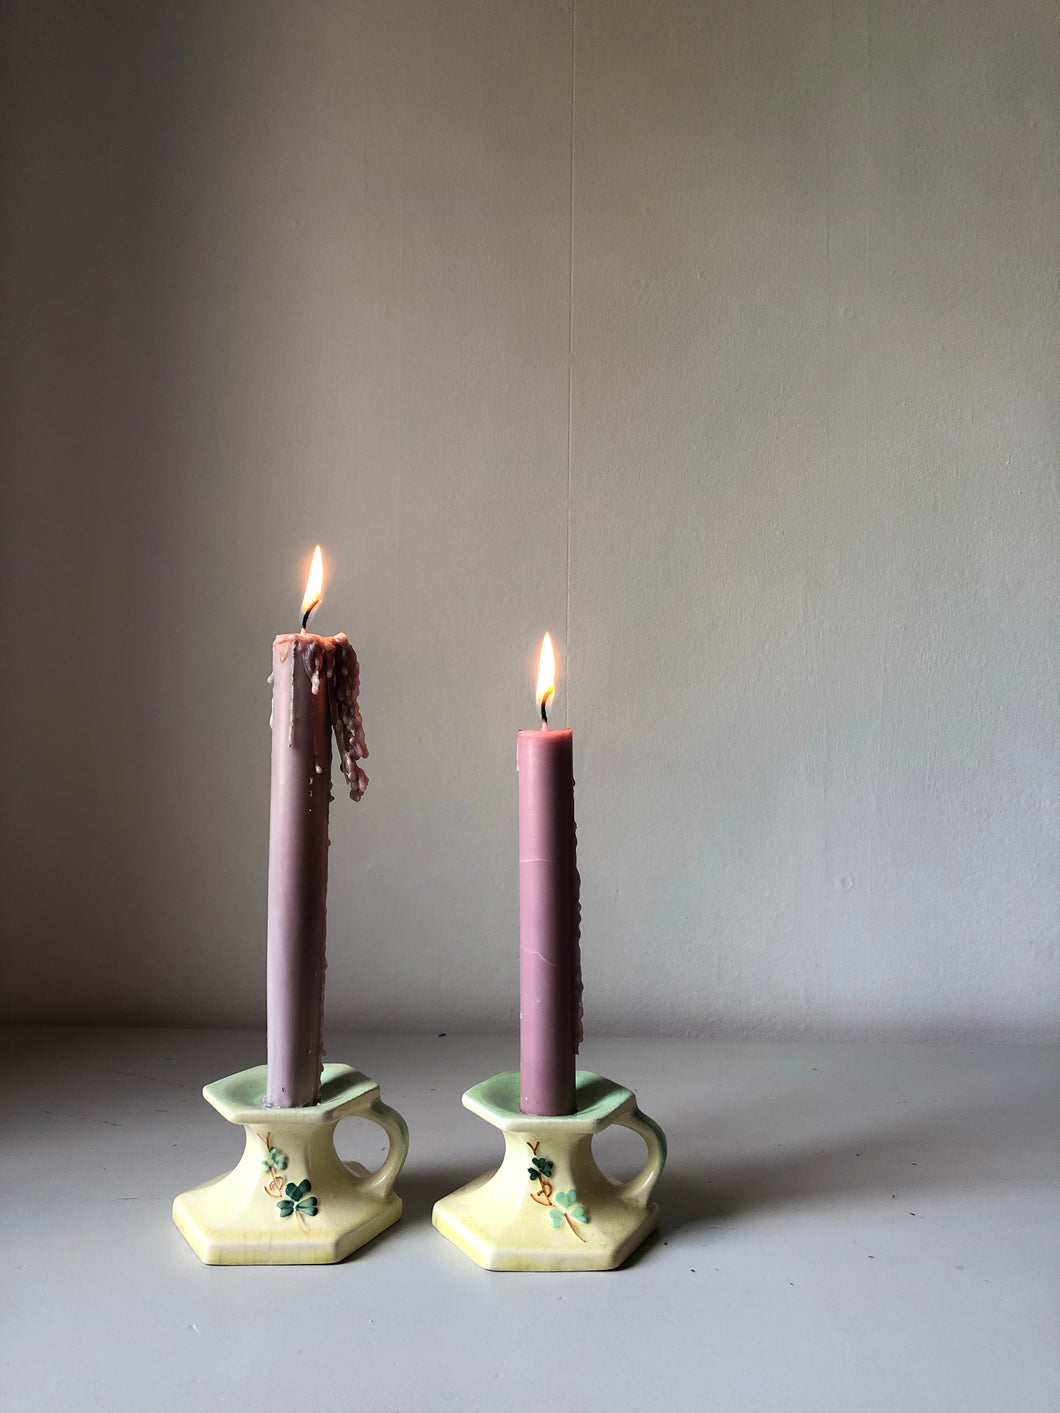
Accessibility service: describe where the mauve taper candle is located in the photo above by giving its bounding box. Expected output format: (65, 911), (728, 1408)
(265, 550), (368, 1108)
(518, 634), (582, 1115)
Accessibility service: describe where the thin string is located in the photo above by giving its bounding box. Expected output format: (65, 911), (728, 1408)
(565, 0), (576, 724)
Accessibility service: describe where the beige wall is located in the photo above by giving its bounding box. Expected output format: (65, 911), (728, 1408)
(1, 0), (1056, 1037)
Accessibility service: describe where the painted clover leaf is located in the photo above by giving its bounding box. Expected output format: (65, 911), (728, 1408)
(259, 1133), (289, 1179)
(549, 1209), (565, 1229)
(552, 1188), (589, 1226)
(277, 1178), (318, 1220)
(556, 1186), (590, 1220)
(527, 1156), (554, 1181)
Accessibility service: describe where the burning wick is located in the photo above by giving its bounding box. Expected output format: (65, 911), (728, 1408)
(536, 631), (556, 732)
(300, 545), (324, 634)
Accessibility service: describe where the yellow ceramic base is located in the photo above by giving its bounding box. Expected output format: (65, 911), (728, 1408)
(173, 1063), (409, 1265)
(433, 1071), (666, 1271)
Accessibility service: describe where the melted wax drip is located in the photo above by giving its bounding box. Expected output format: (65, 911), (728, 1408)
(292, 633), (369, 802)
(327, 635), (369, 801)
(572, 819), (583, 1052)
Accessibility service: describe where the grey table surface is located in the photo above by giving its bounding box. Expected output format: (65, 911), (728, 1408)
(2, 1026), (1057, 1413)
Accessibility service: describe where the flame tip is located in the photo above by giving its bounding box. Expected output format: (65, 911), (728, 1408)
(300, 545), (325, 621)
(535, 632), (557, 713)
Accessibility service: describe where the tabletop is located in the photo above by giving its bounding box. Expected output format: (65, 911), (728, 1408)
(3, 1026), (1057, 1412)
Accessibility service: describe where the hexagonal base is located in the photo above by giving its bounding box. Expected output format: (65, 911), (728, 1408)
(174, 1169), (402, 1266)
(173, 1063), (408, 1266)
(434, 1171), (659, 1272)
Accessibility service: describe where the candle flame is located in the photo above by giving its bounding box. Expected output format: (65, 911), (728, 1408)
(301, 545), (324, 627)
(536, 632), (556, 722)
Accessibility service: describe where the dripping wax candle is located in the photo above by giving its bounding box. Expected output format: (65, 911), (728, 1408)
(265, 546), (368, 1108)
(518, 632), (582, 1115)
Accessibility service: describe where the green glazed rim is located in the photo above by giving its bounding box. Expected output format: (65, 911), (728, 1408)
(203, 1063), (379, 1125)
(463, 1071), (637, 1133)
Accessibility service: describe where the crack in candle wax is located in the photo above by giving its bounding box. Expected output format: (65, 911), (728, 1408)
(523, 949), (564, 969)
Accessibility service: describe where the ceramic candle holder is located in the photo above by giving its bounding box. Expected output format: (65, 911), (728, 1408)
(173, 1063), (409, 1265)
(433, 1070), (666, 1271)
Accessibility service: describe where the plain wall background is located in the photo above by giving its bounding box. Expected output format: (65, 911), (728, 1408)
(1, 0), (1056, 1039)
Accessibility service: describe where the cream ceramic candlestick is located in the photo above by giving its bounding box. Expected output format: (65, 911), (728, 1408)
(173, 1063), (408, 1265)
(433, 1071), (666, 1271)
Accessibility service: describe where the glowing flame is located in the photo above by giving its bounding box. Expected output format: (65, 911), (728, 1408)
(301, 545), (324, 624)
(536, 632), (556, 721)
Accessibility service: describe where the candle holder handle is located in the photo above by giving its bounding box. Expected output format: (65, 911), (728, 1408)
(608, 1106), (668, 1207)
(354, 1099), (410, 1200)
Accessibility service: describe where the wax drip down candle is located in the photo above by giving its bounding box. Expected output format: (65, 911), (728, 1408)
(265, 547), (368, 1108)
(518, 633), (583, 1116)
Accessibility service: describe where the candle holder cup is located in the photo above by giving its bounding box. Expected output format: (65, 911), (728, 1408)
(433, 1071), (666, 1271)
(173, 1063), (409, 1265)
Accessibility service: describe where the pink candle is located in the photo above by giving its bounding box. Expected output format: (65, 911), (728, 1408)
(519, 633), (582, 1115)
(265, 548), (368, 1108)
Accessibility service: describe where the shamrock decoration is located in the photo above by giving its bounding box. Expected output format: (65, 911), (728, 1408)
(260, 1144), (288, 1173)
(551, 1188), (589, 1227)
(525, 1140), (589, 1241)
(277, 1179), (318, 1221)
(258, 1134), (292, 1195)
